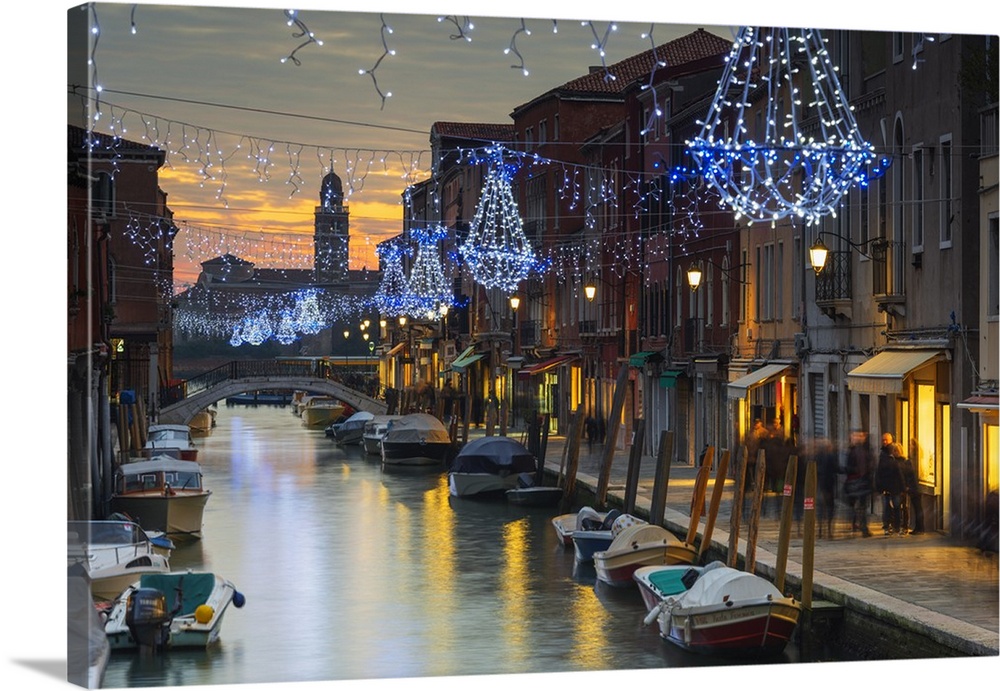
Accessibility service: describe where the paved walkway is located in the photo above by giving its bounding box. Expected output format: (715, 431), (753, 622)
(525, 432), (999, 656)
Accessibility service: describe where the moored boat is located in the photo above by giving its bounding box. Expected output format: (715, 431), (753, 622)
(103, 570), (246, 651)
(634, 561), (801, 656)
(142, 424), (199, 461)
(447, 435), (537, 498)
(110, 456), (212, 540)
(328, 410), (375, 445)
(300, 396), (346, 429)
(551, 506), (616, 547)
(592, 521), (697, 588)
(188, 409), (215, 437)
(69, 519), (172, 601)
(505, 474), (564, 507)
(362, 415), (402, 456)
(571, 508), (627, 564)
(381, 413), (453, 466)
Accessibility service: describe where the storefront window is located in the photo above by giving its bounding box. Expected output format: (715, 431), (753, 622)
(916, 383), (936, 485)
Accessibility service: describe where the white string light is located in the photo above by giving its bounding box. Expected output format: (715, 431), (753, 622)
(687, 27), (884, 226)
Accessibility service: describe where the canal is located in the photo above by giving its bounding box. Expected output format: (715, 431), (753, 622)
(101, 403), (806, 688)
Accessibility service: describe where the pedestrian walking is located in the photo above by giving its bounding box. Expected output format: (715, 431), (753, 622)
(815, 437), (839, 539)
(843, 430), (873, 537)
(875, 433), (905, 535)
(585, 414), (597, 453)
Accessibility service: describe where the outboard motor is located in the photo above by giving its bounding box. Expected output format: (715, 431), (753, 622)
(125, 588), (173, 653)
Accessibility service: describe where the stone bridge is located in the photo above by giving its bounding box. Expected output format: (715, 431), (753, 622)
(157, 360), (386, 426)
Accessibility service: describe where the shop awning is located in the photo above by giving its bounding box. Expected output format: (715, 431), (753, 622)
(385, 342), (405, 358)
(659, 369), (684, 389)
(518, 355), (577, 378)
(727, 363), (792, 399)
(628, 350), (664, 368)
(846, 349), (944, 395)
(450, 346), (484, 373)
(956, 394), (999, 413)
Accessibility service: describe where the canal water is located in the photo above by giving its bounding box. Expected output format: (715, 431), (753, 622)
(101, 403), (802, 689)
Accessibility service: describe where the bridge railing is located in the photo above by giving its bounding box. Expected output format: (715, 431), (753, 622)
(160, 360), (382, 407)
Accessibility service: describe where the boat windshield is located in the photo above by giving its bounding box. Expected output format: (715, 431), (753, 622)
(148, 428), (189, 442)
(118, 470), (202, 492)
(69, 521), (145, 546)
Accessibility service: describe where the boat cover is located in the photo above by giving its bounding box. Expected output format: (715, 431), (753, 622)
(139, 572), (218, 616)
(449, 436), (537, 474)
(383, 413), (451, 445)
(118, 457), (203, 476)
(341, 411), (375, 426)
(676, 565), (783, 607)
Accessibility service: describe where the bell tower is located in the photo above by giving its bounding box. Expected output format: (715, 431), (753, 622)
(314, 171), (350, 283)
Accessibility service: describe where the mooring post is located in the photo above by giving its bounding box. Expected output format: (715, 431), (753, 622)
(698, 449), (730, 561)
(727, 445), (748, 568)
(647, 430), (674, 528)
(774, 454), (799, 593)
(623, 418), (645, 515)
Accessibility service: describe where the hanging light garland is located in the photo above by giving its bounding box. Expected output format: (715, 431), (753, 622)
(372, 239), (416, 317)
(406, 224), (452, 318)
(687, 26), (886, 226)
(460, 146), (539, 292)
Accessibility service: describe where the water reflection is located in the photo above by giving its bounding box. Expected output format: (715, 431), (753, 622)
(101, 404), (795, 689)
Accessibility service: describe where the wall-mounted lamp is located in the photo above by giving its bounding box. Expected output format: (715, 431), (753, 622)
(379, 318), (387, 329)
(398, 315), (407, 327)
(584, 283), (597, 302)
(509, 295), (520, 312)
(686, 258), (750, 291)
(809, 231), (887, 274)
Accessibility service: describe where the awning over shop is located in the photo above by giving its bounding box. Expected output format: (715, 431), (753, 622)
(450, 346), (484, 373)
(518, 355), (578, 378)
(628, 350), (664, 368)
(846, 349), (944, 395)
(659, 369), (684, 389)
(727, 363), (792, 399)
(956, 394), (999, 413)
(385, 342), (405, 357)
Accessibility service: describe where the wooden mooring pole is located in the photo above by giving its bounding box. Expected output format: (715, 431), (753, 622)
(744, 449), (767, 573)
(774, 454), (800, 593)
(595, 364), (628, 510)
(685, 446), (714, 548)
(558, 408), (585, 512)
(647, 431), (674, 528)
(727, 445), (749, 568)
(622, 418), (645, 515)
(698, 449), (730, 561)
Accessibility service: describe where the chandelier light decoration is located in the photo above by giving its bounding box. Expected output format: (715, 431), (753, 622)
(460, 146), (538, 292)
(407, 225), (452, 318)
(373, 239), (416, 317)
(687, 26), (884, 226)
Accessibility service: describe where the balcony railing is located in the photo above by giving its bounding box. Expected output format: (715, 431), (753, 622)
(816, 250), (852, 302)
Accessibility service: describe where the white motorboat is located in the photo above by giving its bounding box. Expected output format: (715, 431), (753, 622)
(104, 570), (246, 651)
(593, 521), (697, 588)
(634, 561), (801, 656)
(143, 424), (199, 461)
(362, 415), (402, 456)
(329, 410), (375, 445)
(448, 436), (537, 498)
(68, 519), (171, 601)
(110, 456), (212, 540)
(380, 413), (452, 466)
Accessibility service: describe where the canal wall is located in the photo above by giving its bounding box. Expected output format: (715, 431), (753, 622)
(550, 468), (999, 661)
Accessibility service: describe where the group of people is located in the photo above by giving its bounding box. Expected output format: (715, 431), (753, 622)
(823, 430), (925, 538)
(743, 422), (926, 539)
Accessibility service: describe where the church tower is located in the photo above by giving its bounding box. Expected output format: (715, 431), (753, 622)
(314, 171), (350, 283)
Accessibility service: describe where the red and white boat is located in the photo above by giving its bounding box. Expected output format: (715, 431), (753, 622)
(592, 521), (696, 588)
(634, 562), (801, 657)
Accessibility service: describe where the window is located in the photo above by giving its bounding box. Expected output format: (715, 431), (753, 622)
(859, 184), (870, 254)
(777, 241), (784, 321)
(740, 248), (748, 323)
(553, 114), (559, 142)
(538, 119), (547, 146)
(93, 171), (116, 219)
(706, 264), (714, 327)
(721, 255), (731, 327)
(756, 245), (775, 321)
(524, 127), (533, 150)
(892, 32), (905, 64)
(989, 214), (999, 318)
(524, 175), (547, 242)
(912, 145), (924, 252)
(675, 267), (683, 328)
(940, 136), (953, 247)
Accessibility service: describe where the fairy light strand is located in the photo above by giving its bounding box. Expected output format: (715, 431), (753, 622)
(281, 10), (325, 66)
(359, 14), (395, 110)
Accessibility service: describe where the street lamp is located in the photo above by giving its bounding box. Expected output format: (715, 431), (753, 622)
(343, 329), (350, 339)
(584, 282), (597, 302)
(509, 295), (520, 312)
(398, 315), (407, 327)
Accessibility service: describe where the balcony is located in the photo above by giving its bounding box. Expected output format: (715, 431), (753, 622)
(816, 250), (853, 320)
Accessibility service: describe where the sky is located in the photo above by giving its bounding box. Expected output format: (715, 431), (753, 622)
(1, 2), (998, 691)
